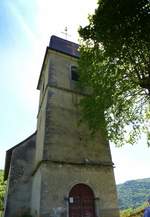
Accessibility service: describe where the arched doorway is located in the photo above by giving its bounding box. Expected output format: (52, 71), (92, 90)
(69, 184), (95, 217)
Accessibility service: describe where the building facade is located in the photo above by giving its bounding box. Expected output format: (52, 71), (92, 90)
(3, 36), (119, 217)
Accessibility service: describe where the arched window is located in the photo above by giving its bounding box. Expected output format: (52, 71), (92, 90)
(71, 66), (79, 81)
(69, 184), (95, 217)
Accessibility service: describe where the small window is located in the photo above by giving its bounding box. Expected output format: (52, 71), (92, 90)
(42, 81), (44, 92)
(71, 66), (79, 81)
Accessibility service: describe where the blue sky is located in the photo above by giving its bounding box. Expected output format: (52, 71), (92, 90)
(0, 0), (150, 184)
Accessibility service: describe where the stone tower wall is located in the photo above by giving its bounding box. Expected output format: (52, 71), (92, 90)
(32, 49), (119, 217)
(38, 162), (119, 217)
(35, 50), (112, 164)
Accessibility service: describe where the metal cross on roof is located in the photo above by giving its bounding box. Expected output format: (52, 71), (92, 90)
(61, 27), (71, 40)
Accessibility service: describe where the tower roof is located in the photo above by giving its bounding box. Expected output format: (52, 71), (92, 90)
(49, 35), (80, 58)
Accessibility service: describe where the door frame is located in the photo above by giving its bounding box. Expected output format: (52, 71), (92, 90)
(68, 183), (96, 217)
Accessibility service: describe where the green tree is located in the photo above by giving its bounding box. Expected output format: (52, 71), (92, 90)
(78, 0), (150, 146)
(0, 170), (6, 211)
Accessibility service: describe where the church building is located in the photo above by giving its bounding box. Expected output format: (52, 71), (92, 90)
(3, 36), (119, 217)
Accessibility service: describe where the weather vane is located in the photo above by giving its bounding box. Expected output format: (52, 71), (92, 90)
(61, 26), (71, 39)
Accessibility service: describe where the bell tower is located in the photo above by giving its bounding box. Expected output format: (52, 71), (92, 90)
(31, 36), (119, 217)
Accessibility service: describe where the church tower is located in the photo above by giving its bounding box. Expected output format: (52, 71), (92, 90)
(3, 36), (119, 217)
(31, 36), (119, 217)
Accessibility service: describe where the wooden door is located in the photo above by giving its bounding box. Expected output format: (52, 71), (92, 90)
(69, 184), (95, 217)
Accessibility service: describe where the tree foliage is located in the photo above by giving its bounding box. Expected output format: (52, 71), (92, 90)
(78, 0), (150, 146)
(0, 170), (6, 211)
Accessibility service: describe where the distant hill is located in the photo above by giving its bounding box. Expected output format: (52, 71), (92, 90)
(117, 178), (150, 210)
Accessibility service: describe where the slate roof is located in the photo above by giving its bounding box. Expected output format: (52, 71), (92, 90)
(49, 35), (80, 58)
